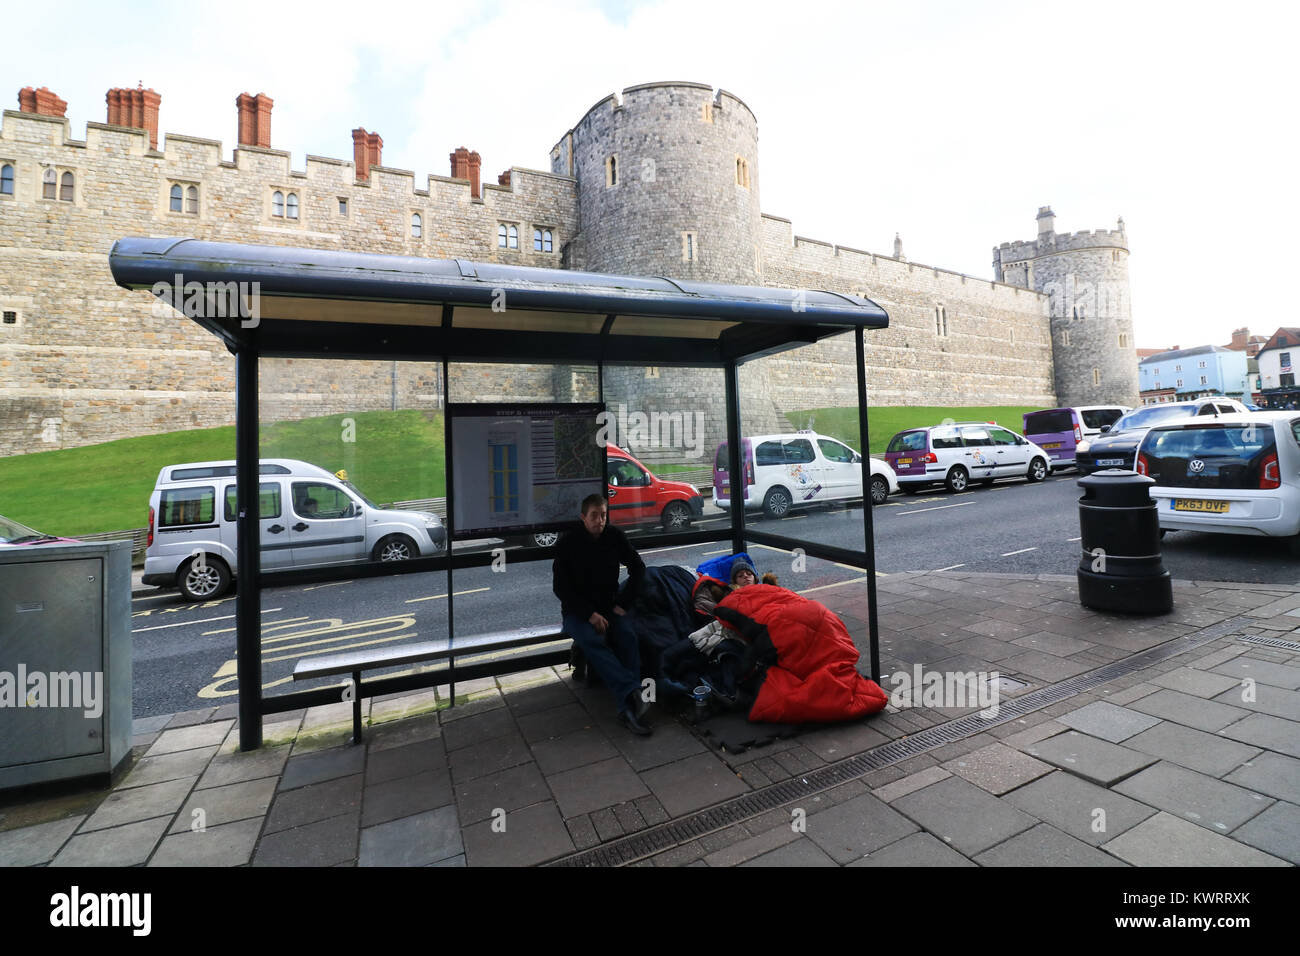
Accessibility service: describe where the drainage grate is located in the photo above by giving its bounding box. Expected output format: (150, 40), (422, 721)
(1239, 634), (1300, 651)
(548, 613), (1248, 867)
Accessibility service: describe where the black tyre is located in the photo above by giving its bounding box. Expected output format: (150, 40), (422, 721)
(177, 555), (231, 601)
(763, 486), (792, 518)
(945, 466), (969, 493)
(373, 534), (418, 562)
(1026, 457), (1048, 482)
(531, 530), (560, 548)
(869, 475), (890, 505)
(661, 500), (693, 531)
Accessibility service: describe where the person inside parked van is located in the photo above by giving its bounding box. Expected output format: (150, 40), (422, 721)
(301, 497), (319, 516)
(553, 494), (652, 735)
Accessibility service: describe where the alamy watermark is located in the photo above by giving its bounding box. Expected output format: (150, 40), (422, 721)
(0, 664), (103, 718)
(888, 664), (1000, 718)
(151, 274), (261, 328)
(596, 403), (706, 460)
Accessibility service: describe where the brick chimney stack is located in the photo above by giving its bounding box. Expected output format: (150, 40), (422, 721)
(18, 86), (67, 118)
(352, 128), (383, 181)
(1230, 327), (1249, 350)
(450, 147), (481, 198)
(106, 83), (162, 149)
(235, 93), (274, 148)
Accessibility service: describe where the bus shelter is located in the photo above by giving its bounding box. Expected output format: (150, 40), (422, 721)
(110, 237), (890, 751)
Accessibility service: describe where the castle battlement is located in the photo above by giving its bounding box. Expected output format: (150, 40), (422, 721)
(552, 81), (756, 156)
(995, 223), (1128, 264)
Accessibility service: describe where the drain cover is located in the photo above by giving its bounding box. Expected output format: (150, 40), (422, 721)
(989, 676), (1029, 691)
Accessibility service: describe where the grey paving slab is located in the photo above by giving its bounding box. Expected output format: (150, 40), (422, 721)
(461, 800), (575, 866)
(279, 745), (366, 791)
(1010, 632), (1097, 656)
(803, 793), (918, 864)
(515, 702), (597, 743)
(1218, 713), (1300, 758)
(50, 816), (171, 867)
(358, 805), (462, 867)
(999, 649), (1093, 683)
(850, 831), (976, 866)
(0, 815), (84, 866)
(263, 774), (362, 834)
(872, 766), (952, 803)
(500, 679), (579, 717)
(891, 776), (1037, 857)
(79, 776), (196, 833)
(1114, 762), (1274, 834)
(430, 854), (467, 867)
(611, 721), (710, 772)
(974, 823), (1128, 867)
(1210, 657), (1300, 690)
(1224, 752), (1300, 803)
(547, 756), (650, 818)
(741, 836), (838, 867)
(149, 817), (262, 866)
(639, 752), (749, 818)
(1126, 688), (1252, 733)
(998, 720), (1070, 750)
(1101, 811), (1290, 867)
(1003, 771), (1156, 846)
(171, 776), (278, 834)
(167, 707), (217, 729)
(1122, 722), (1261, 778)
(530, 727), (619, 775)
(454, 761), (552, 825)
(1055, 701), (1162, 743)
(364, 737), (447, 786)
(441, 706), (519, 752)
(197, 744), (291, 790)
(941, 743), (1053, 795)
(1024, 731), (1159, 787)
(144, 720), (234, 757)
(447, 732), (533, 783)
(364, 714), (442, 752)
(1147, 667), (1241, 698)
(1229, 801), (1300, 865)
(703, 824), (801, 867)
(1212, 685), (1300, 722)
(131, 714), (172, 735)
(254, 812), (359, 867)
(798, 720), (891, 762)
(362, 769), (454, 827)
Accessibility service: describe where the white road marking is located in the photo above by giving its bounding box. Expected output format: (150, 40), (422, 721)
(899, 501), (974, 517)
(701, 548), (732, 555)
(203, 615), (311, 636)
(405, 587), (491, 604)
(304, 580), (353, 591)
(798, 576), (868, 594)
(135, 609), (283, 632)
(1001, 547), (1038, 557)
(1067, 536), (1082, 542)
(932, 564), (966, 572)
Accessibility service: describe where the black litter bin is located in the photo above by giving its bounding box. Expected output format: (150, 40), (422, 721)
(1077, 469), (1173, 614)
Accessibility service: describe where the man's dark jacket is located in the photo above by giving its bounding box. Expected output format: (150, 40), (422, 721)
(552, 522), (646, 620)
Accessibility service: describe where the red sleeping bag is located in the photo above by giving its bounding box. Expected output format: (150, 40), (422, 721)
(714, 584), (888, 724)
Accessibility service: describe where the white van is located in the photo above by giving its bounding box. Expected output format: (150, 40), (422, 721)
(143, 459), (447, 600)
(712, 431), (899, 518)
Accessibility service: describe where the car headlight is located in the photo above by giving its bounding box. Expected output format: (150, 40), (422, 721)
(1076, 440), (1091, 454)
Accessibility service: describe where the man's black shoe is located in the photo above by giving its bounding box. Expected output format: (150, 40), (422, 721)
(619, 710), (653, 736)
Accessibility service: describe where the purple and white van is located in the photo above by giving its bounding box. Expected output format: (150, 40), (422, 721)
(1022, 406), (1130, 471)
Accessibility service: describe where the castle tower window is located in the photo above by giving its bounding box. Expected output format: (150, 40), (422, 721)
(1061, 329), (1070, 347)
(286, 192), (299, 220)
(645, 367), (660, 379)
(498, 223), (518, 249)
(1, 164), (13, 195)
(735, 156), (750, 188)
(1093, 368), (1102, 386)
(701, 103), (713, 123)
(411, 213), (422, 238)
(43, 168), (56, 199)
(534, 228), (553, 253)
(935, 305), (948, 337)
(170, 184), (182, 211)
(171, 183), (199, 215)
(60, 171), (74, 202)
(338, 198), (348, 216)
(186, 186), (198, 214)
(1118, 333), (1129, 349)
(272, 190), (285, 217)
(605, 154), (618, 188)
(2, 311), (17, 326)
(682, 231), (697, 262)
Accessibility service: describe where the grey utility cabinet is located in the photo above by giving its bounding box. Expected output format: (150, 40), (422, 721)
(0, 540), (132, 789)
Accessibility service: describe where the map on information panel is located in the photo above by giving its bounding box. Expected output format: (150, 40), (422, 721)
(447, 403), (605, 540)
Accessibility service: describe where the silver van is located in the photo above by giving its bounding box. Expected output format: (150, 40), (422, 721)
(143, 459), (447, 600)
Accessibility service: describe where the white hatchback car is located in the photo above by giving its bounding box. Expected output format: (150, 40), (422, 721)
(1138, 412), (1300, 551)
(883, 422), (1052, 494)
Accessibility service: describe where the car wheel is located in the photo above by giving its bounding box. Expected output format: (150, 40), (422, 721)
(531, 530), (560, 548)
(1027, 457), (1048, 482)
(763, 486), (792, 518)
(869, 475), (890, 505)
(662, 501), (693, 530)
(945, 466), (968, 493)
(177, 555), (231, 601)
(373, 534), (418, 562)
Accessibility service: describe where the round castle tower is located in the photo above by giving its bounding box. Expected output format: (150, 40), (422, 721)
(551, 83), (785, 463)
(993, 207), (1140, 408)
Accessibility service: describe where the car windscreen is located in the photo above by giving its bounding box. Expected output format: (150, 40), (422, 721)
(1024, 410), (1073, 434)
(0, 515), (42, 542)
(1080, 408), (1125, 429)
(1113, 404), (1196, 431)
(1143, 424), (1277, 489)
(887, 431), (927, 453)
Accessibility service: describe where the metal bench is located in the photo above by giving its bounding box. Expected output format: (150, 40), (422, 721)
(291, 625), (568, 743)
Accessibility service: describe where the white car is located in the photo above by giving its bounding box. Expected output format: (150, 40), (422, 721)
(142, 459), (447, 600)
(712, 431), (898, 518)
(1138, 412), (1300, 551)
(883, 422), (1052, 494)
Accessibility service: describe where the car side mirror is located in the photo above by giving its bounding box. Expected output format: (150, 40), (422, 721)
(852, 453), (862, 463)
(1100, 425), (1111, 433)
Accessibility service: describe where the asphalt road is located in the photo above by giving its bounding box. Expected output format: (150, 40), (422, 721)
(130, 469), (1300, 717)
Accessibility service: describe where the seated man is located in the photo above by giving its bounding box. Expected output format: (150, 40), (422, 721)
(553, 494), (652, 735)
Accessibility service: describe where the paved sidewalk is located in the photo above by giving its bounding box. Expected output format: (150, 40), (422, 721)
(2, 571), (1298, 867)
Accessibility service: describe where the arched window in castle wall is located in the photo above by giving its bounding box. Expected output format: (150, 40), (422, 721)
(1093, 368), (1102, 386)
(286, 193), (299, 220)
(186, 186), (198, 214)
(2, 164), (15, 195)
(411, 213), (422, 239)
(42, 167), (56, 199)
(272, 190), (285, 217)
(170, 184), (183, 212)
(59, 171), (74, 202)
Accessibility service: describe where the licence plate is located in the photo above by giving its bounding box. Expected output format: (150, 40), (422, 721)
(720, 486), (729, 496)
(1041, 442), (1062, 449)
(1173, 499), (1229, 514)
(1097, 458), (1125, 466)
(898, 458), (912, 466)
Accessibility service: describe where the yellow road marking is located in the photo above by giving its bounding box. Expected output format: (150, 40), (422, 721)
(203, 615), (311, 636)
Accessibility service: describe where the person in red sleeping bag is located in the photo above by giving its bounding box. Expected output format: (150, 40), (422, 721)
(711, 583), (889, 724)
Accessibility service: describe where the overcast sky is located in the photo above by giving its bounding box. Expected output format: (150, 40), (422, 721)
(8, 0), (1297, 350)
